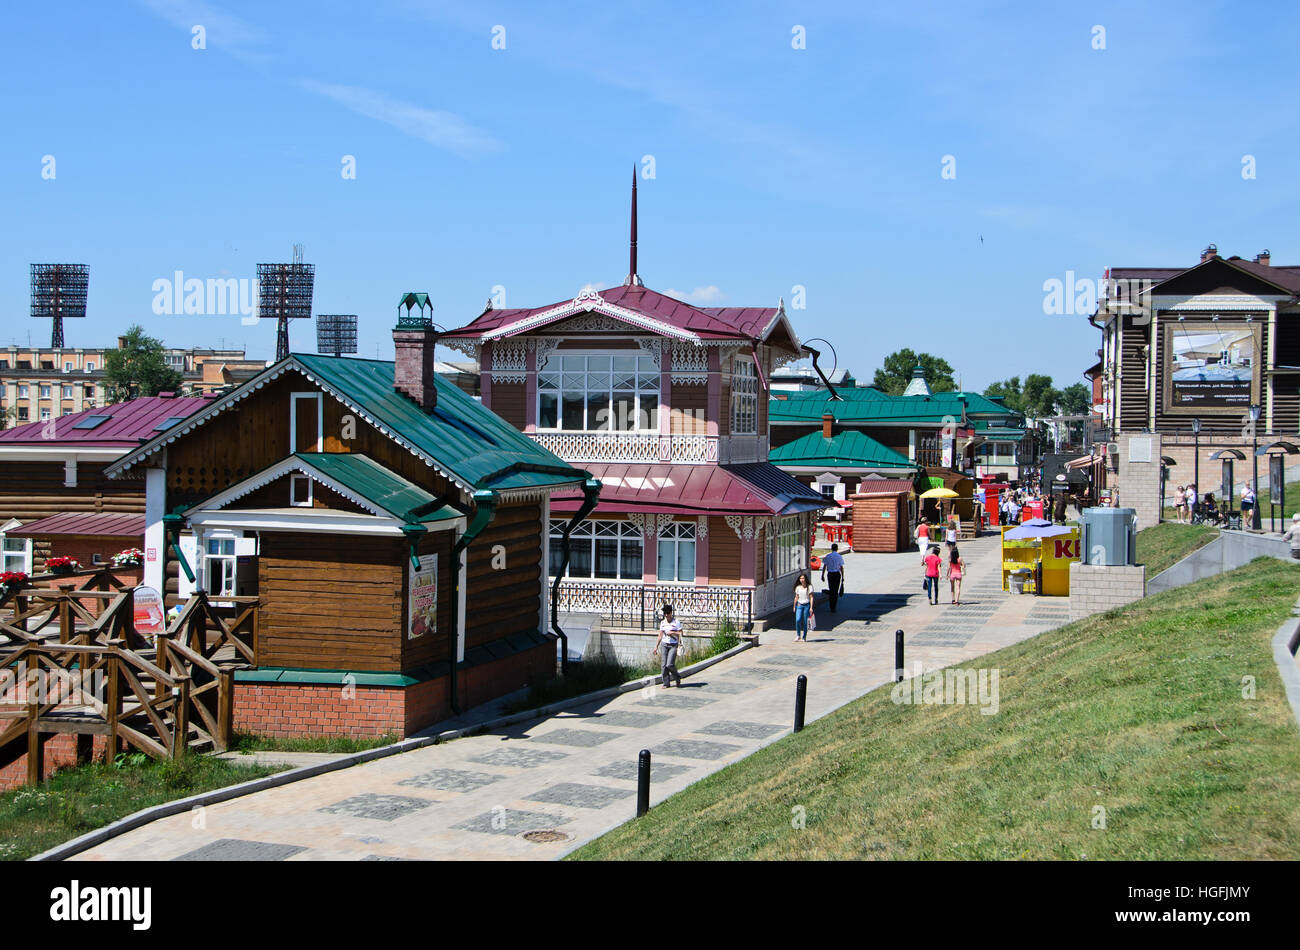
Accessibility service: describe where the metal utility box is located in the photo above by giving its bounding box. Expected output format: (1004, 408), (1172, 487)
(1079, 507), (1137, 566)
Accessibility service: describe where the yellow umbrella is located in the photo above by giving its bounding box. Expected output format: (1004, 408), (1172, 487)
(919, 487), (959, 499)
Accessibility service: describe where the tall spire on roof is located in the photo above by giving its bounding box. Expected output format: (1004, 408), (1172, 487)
(624, 165), (643, 287)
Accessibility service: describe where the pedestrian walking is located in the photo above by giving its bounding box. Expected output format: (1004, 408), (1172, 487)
(915, 518), (931, 555)
(944, 515), (959, 545)
(946, 544), (966, 605)
(1174, 485), (1186, 523)
(821, 543), (845, 612)
(922, 544), (942, 605)
(652, 604), (684, 687)
(1186, 484), (1199, 522)
(1241, 484), (1256, 525)
(1282, 514), (1300, 559)
(792, 572), (815, 641)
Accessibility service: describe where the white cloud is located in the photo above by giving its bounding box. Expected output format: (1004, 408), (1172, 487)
(664, 285), (724, 304)
(136, 0), (269, 55)
(297, 79), (501, 157)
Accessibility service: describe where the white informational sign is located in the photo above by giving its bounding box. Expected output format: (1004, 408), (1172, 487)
(132, 586), (166, 643)
(408, 553), (438, 640)
(1128, 436), (1152, 464)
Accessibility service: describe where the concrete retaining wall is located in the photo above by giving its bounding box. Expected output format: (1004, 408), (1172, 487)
(1069, 563), (1146, 621)
(1147, 530), (1294, 596)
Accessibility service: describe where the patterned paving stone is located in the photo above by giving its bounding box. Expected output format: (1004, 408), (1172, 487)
(909, 638), (969, 648)
(651, 738), (743, 760)
(397, 768), (502, 793)
(467, 747), (568, 769)
(694, 680), (752, 694)
(579, 709), (671, 728)
(634, 691), (716, 708)
(728, 666), (800, 681)
(362, 855), (411, 861)
(174, 838), (308, 861)
(529, 728), (619, 747)
(524, 782), (636, 809)
(757, 654), (832, 667)
(694, 720), (785, 739)
(452, 809), (573, 836)
(319, 793), (433, 822)
(591, 759), (694, 781)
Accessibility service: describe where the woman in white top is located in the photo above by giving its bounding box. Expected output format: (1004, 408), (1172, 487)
(793, 572), (814, 642)
(652, 604), (685, 688)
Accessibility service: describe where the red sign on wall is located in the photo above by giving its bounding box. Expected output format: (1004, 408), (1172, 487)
(1053, 539), (1079, 560)
(146, 547), (157, 562)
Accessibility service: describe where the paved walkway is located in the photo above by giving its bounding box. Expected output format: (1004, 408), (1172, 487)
(72, 535), (1069, 861)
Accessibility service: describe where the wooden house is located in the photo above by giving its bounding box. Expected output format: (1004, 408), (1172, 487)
(104, 309), (593, 737)
(440, 177), (827, 628)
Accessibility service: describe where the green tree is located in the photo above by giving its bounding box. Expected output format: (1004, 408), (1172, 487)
(983, 376), (1025, 413)
(873, 349), (956, 396)
(1021, 374), (1059, 418)
(1058, 382), (1090, 416)
(103, 325), (184, 402)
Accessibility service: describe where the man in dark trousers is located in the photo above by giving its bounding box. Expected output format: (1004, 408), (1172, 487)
(821, 543), (845, 612)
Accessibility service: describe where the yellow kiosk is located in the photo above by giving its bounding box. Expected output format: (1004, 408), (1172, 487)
(1000, 524), (1080, 595)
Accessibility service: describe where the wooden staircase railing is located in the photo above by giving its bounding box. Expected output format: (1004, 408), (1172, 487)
(0, 585), (256, 786)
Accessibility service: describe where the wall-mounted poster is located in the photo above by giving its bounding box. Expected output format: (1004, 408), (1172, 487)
(1162, 320), (1260, 413)
(408, 553), (437, 639)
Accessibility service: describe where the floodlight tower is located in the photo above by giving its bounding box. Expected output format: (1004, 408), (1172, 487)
(258, 244), (314, 361)
(30, 264), (89, 348)
(316, 314), (358, 358)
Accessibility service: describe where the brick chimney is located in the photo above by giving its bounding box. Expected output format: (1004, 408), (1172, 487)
(393, 293), (438, 412)
(1255, 249), (1271, 266)
(822, 412), (833, 439)
(1200, 244), (1218, 263)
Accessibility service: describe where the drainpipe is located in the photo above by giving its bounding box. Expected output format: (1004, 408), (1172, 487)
(550, 478), (601, 676)
(162, 509), (195, 584)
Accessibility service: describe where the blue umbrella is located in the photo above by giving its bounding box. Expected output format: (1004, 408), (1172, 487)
(1004, 519), (1072, 541)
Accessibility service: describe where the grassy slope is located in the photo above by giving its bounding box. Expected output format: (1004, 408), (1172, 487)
(0, 754), (283, 861)
(570, 558), (1300, 860)
(1136, 523), (1218, 577)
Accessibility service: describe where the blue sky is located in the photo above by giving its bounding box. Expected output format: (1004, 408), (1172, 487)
(3, 0), (1299, 391)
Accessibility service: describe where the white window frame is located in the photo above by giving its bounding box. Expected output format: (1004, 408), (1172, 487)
(768, 514), (804, 579)
(1, 520), (32, 574)
(85, 362), (95, 373)
(548, 519), (644, 581)
(17, 385), (28, 398)
(731, 356), (758, 435)
(536, 351), (660, 432)
(39, 408), (50, 421)
(63, 361), (73, 373)
(290, 474), (313, 507)
(39, 385), (51, 399)
(656, 519), (697, 584)
(202, 533), (240, 597)
(290, 392), (324, 453)
(61, 385), (73, 399)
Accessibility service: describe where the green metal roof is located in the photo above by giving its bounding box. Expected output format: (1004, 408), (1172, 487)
(770, 387), (1024, 427)
(768, 430), (913, 470)
(295, 453), (461, 524)
(292, 354), (584, 493)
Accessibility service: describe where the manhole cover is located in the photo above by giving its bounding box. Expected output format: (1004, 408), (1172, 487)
(521, 829), (572, 844)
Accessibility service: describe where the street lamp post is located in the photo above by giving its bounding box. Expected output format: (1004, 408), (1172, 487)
(1250, 403), (1262, 531)
(1192, 417), (1201, 511)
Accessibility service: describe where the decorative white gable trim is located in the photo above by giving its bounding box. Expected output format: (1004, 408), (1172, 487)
(697, 515), (708, 539)
(441, 338), (482, 361)
(478, 291), (703, 344)
(487, 338), (529, 383)
(724, 515), (765, 541)
(672, 342), (709, 384)
(186, 455), (395, 520)
(626, 512), (661, 538)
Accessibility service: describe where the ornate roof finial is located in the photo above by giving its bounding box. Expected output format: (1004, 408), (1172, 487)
(625, 165), (643, 287)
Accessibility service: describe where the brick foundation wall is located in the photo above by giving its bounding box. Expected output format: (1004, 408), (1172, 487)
(233, 639), (557, 739)
(1114, 433), (1163, 529)
(0, 734), (107, 791)
(1068, 563), (1146, 622)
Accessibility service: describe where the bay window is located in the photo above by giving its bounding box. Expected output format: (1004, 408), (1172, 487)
(766, 515), (804, 579)
(537, 353), (659, 431)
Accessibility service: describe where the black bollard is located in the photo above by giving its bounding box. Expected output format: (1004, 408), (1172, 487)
(895, 628), (904, 682)
(636, 749), (651, 817)
(794, 674), (807, 733)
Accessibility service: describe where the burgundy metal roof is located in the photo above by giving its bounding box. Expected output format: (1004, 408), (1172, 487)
(0, 394), (215, 448)
(444, 284), (785, 343)
(549, 462), (827, 517)
(8, 512), (145, 538)
(1111, 259), (1300, 294)
(850, 478), (917, 496)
